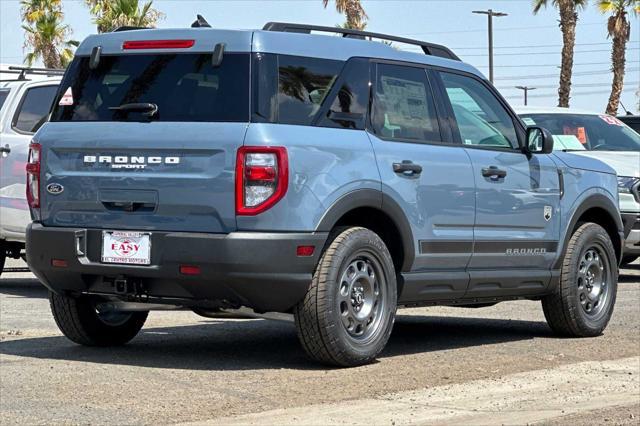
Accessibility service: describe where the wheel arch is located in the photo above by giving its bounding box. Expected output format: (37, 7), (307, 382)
(555, 193), (624, 269)
(316, 189), (415, 272)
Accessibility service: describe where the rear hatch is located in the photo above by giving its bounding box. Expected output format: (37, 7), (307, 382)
(36, 29), (252, 233)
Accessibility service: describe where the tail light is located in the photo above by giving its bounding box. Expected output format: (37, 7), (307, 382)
(26, 142), (41, 209)
(235, 146), (288, 215)
(122, 40), (195, 50)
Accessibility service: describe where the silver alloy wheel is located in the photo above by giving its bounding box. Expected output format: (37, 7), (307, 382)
(337, 253), (386, 341)
(577, 246), (610, 318)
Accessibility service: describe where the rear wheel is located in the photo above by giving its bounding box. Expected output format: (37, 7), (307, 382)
(542, 223), (617, 337)
(294, 227), (397, 367)
(50, 292), (147, 346)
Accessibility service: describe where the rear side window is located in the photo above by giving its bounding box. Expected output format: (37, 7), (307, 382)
(12, 85), (58, 133)
(372, 63), (441, 142)
(51, 53), (250, 122)
(317, 58), (370, 130)
(0, 89), (10, 110)
(277, 55), (343, 126)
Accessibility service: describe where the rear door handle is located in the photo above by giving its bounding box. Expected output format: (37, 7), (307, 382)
(481, 166), (507, 179)
(393, 161), (422, 176)
(0, 144), (10, 156)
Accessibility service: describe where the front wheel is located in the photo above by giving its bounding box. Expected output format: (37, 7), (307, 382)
(50, 292), (147, 346)
(294, 227), (397, 367)
(542, 223), (618, 337)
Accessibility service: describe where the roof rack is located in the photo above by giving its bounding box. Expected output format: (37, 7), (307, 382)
(262, 22), (460, 61)
(0, 66), (65, 82)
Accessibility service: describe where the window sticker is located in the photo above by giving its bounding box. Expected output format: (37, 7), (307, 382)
(599, 115), (624, 126)
(58, 87), (73, 106)
(380, 75), (429, 128)
(563, 125), (587, 144)
(522, 117), (536, 126)
(577, 127), (587, 144)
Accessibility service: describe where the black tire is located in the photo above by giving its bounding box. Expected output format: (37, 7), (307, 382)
(622, 255), (638, 265)
(542, 223), (618, 337)
(294, 227), (397, 367)
(50, 292), (148, 346)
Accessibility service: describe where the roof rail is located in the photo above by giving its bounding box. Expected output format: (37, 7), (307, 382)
(1, 66), (65, 81)
(262, 22), (460, 61)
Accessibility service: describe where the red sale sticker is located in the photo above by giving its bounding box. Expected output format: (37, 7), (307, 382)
(58, 87), (73, 106)
(599, 115), (624, 126)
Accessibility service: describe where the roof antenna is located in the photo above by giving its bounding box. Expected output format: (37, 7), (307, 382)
(191, 14), (211, 28)
(619, 101), (633, 116)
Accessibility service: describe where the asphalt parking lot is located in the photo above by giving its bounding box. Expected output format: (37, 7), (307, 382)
(1, 258), (638, 425)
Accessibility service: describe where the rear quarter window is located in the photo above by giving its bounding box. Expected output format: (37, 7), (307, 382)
(51, 53), (250, 122)
(12, 85), (58, 133)
(0, 89), (10, 110)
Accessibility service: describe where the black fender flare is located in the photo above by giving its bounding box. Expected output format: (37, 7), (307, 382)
(316, 189), (416, 272)
(554, 193), (624, 269)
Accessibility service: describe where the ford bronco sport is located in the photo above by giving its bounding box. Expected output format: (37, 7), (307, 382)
(27, 22), (624, 367)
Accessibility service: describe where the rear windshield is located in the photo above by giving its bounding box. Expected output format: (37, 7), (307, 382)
(520, 113), (640, 152)
(0, 89), (9, 110)
(51, 53), (249, 122)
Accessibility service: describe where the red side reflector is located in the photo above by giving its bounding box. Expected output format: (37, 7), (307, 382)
(123, 39), (195, 50)
(296, 246), (315, 257)
(180, 265), (201, 276)
(51, 259), (68, 268)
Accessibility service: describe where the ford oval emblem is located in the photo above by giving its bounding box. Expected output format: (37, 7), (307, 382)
(46, 183), (64, 195)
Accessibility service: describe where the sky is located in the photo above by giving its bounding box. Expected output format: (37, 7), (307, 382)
(1, 0), (639, 113)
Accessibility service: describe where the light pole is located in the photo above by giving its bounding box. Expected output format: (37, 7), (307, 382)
(516, 86), (537, 106)
(472, 9), (508, 84)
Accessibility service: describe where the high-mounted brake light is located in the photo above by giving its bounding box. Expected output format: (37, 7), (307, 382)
(236, 146), (288, 216)
(122, 39), (195, 50)
(26, 142), (41, 209)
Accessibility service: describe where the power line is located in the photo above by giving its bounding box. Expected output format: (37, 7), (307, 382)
(462, 47), (640, 57)
(452, 42), (611, 50)
(479, 61), (635, 69)
(504, 87), (636, 99)
(494, 67), (640, 81)
(398, 21), (605, 36)
(499, 81), (640, 90)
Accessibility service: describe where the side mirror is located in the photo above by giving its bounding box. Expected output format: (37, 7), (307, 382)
(526, 126), (554, 154)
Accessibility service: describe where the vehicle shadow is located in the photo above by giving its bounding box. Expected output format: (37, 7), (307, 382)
(0, 314), (553, 371)
(0, 278), (48, 299)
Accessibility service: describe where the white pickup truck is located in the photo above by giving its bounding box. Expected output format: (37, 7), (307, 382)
(0, 66), (62, 275)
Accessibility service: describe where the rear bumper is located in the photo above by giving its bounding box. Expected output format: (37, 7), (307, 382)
(26, 223), (327, 312)
(622, 213), (640, 255)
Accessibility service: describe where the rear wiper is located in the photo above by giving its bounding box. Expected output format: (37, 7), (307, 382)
(109, 103), (158, 117)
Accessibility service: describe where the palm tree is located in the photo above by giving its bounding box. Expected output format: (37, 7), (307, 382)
(323, 0), (368, 30)
(533, 0), (588, 107)
(21, 0), (77, 68)
(85, 0), (163, 33)
(598, 0), (640, 115)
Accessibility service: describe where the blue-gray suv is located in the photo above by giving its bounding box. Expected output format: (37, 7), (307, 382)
(26, 22), (624, 367)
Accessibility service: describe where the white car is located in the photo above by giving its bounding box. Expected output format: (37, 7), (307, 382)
(516, 106), (640, 265)
(0, 66), (62, 275)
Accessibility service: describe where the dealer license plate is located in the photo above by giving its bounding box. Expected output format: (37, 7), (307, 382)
(101, 231), (151, 265)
